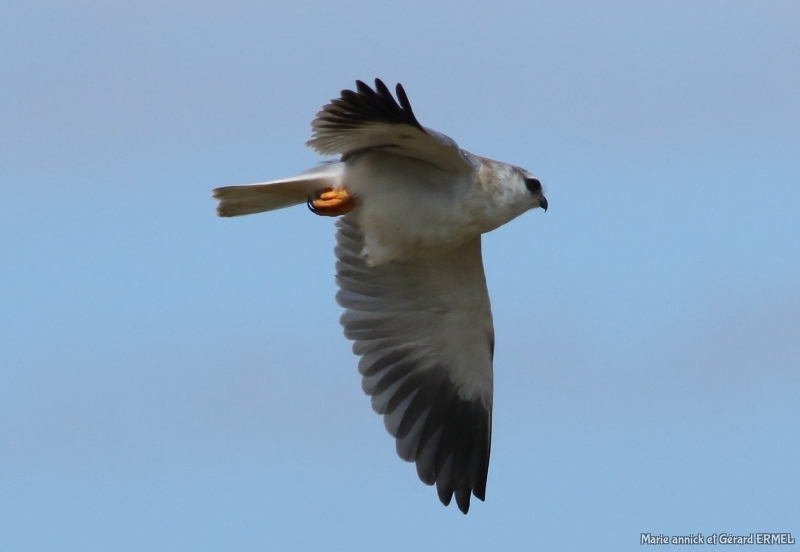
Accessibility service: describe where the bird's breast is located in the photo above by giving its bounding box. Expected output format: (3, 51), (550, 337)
(342, 152), (488, 265)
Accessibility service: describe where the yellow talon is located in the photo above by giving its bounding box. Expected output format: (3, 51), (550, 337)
(308, 187), (356, 217)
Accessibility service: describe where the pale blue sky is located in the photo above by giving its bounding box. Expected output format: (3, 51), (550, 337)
(1, 1), (799, 550)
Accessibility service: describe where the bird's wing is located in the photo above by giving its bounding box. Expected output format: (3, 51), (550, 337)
(307, 79), (478, 174)
(335, 215), (494, 514)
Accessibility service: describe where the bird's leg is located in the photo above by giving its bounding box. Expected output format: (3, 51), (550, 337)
(307, 187), (356, 217)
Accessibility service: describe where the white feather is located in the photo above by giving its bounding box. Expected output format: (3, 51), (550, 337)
(213, 162), (343, 217)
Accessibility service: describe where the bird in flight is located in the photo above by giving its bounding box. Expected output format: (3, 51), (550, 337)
(213, 79), (547, 514)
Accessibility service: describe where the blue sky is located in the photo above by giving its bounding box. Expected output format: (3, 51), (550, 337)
(1, 1), (798, 550)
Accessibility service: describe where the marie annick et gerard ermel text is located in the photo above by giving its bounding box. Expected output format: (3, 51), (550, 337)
(641, 533), (796, 545)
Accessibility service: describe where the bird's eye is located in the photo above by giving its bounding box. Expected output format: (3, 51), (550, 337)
(524, 177), (542, 194)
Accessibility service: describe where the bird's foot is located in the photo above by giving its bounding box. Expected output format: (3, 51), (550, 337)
(307, 187), (356, 217)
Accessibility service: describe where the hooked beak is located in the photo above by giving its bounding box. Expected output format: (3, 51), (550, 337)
(539, 195), (548, 212)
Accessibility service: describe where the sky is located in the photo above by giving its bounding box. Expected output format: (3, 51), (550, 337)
(1, 0), (799, 550)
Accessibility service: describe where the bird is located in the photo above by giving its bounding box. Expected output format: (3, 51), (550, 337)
(213, 79), (547, 514)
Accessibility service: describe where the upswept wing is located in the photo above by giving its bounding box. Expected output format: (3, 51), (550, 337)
(335, 215), (494, 514)
(307, 79), (477, 174)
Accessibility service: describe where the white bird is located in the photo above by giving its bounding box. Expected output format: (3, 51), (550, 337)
(213, 79), (547, 514)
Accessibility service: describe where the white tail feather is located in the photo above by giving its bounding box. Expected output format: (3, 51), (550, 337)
(213, 162), (343, 217)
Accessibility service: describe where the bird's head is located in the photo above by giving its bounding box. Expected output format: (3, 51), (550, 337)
(517, 167), (548, 212)
(474, 158), (548, 231)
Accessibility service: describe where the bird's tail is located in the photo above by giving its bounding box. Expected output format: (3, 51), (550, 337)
(213, 162), (344, 217)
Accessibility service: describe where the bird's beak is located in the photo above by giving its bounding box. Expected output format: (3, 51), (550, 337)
(539, 196), (548, 212)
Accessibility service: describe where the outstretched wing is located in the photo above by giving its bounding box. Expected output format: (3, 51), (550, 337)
(307, 79), (478, 174)
(335, 215), (494, 514)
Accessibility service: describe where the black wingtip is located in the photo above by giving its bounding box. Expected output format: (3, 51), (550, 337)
(317, 79), (424, 132)
(395, 83), (418, 122)
(455, 487), (472, 514)
(436, 478), (454, 507)
(354, 79), (370, 95)
(373, 78), (391, 98)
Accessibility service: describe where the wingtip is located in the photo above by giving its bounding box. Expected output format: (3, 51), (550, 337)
(436, 480), (454, 507)
(373, 78), (390, 96)
(455, 488), (472, 514)
(354, 79), (370, 95)
(394, 82), (417, 121)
